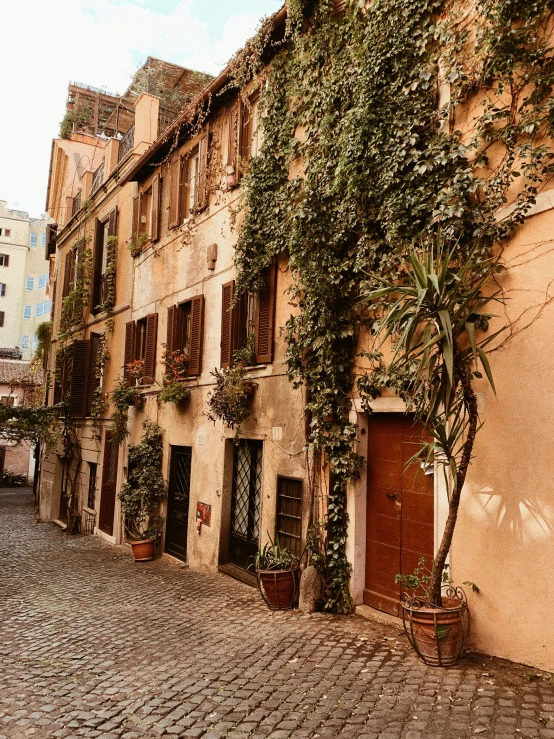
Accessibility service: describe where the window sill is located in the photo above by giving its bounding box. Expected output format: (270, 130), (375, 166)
(245, 364), (267, 371)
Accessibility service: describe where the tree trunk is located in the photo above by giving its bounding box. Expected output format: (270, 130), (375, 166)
(429, 346), (479, 606)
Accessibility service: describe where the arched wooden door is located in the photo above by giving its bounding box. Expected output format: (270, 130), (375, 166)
(364, 414), (434, 617)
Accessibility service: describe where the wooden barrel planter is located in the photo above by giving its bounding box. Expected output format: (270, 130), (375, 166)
(401, 589), (470, 667)
(130, 539), (155, 562)
(257, 566), (299, 610)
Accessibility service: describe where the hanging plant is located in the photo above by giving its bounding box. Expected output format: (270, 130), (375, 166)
(207, 337), (256, 438)
(110, 375), (145, 443)
(128, 232), (150, 258)
(158, 348), (191, 406)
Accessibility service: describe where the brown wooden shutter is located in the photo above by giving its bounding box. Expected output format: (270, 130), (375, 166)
(143, 313), (158, 384)
(132, 196), (140, 240)
(228, 102), (242, 184)
(91, 219), (103, 311)
(3, 255), (8, 267)
(331, 0), (347, 14)
(166, 305), (177, 356)
(0, 284), (5, 297)
(86, 333), (102, 416)
(255, 263), (277, 364)
(69, 339), (90, 418)
(108, 207), (117, 238)
(188, 295), (204, 376)
(220, 281), (234, 368)
(168, 158), (180, 229)
(62, 250), (72, 297)
(124, 321), (135, 385)
(151, 175), (161, 242)
(196, 131), (209, 211)
(0, 312), (4, 328)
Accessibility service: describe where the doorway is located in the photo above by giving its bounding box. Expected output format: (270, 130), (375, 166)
(98, 432), (119, 536)
(228, 440), (263, 571)
(364, 414), (434, 617)
(165, 446), (192, 561)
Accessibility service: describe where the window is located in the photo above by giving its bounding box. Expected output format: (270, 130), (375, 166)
(124, 314), (158, 384)
(0, 396), (14, 406)
(32, 337), (38, 351)
(166, 296), (205, 377)
(132, 177), (160, 246)
(30, 233), (38, 247)
(168, 135), (209, 229)
(220, 263), (277, 368)
(0, 283), (5, 297)
(91, 209), (116, 313)
(23, 305), (31, 319)
(42, 232), (46, 247)
(45, 300), (52, 313)
(36, 302), (44, 317)
(21, 335), (29, 349)
(26, 277), (34, 291)
(38, 274), (48, 289)
(276, 477), (303, 558)
(0, 229), (11, 238)
(0, 311), (4, 327)
(227, 96), (262, 186)
(0, 254), (9, 267)
(241, 96), (262, 161)
(54, 335), (103, 417)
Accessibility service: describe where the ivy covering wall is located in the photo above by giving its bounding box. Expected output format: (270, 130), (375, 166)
(232, 0), (554, 611)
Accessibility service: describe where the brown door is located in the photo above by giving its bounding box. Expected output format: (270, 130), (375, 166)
(98, 432), (119, 536)
(364, 414), (434, 617)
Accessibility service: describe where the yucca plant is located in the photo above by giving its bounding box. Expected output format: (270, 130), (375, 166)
(362, 238), (505, 606)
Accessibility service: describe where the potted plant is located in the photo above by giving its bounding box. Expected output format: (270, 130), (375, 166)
(159, 348), (191, 406)
(253, 536), (300, 610)
(363, 239), (504, 665)
(118, 420), (166, 561)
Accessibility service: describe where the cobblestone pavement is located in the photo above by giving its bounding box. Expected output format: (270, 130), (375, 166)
(1, 488), (554, 739)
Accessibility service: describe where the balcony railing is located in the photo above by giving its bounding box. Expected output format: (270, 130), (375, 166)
(91, 163), (104, 193)
(158, 109), (178, 135)
(118, 125), (135, 163)
(71, 191), (82, 218)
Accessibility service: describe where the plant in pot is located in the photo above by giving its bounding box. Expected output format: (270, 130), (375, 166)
(207, 337), (256, 438)
(361, 239), (504, 666)
(118, 420), (166, 561)
(252, 535), (300, 610)
(158, 348), (191, 406)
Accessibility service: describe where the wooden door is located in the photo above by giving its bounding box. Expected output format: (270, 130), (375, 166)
(228, 440), (263, 571)
(98, 432), (119, 536)
(364, 414), (434, 617)
(165, 446), (192, 561)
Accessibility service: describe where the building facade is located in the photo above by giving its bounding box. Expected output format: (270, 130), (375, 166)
(38, 3), (554, 673)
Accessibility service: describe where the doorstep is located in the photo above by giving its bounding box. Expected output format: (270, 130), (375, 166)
(219, 563), (257, 588)
(355, 603), (403, 629)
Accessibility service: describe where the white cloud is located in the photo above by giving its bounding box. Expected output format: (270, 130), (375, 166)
(0, 0), (278, 217)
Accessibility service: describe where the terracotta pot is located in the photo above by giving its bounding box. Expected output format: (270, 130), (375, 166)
(257, 567), (299, 610)
(402, 596), (469, 667)
(130, 539), (155, 562)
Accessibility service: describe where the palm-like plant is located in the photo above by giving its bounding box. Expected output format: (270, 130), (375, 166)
(363, 239), (505, 606)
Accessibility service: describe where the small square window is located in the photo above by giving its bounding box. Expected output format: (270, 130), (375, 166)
(26, 277), (34, 291)
(21, 335), (29, 349)
(2, 229), (11, 238)
(30, 233), (38, 247)
(23, 305), (31, 319)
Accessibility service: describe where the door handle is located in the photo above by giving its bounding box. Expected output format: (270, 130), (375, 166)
(386, 492), (400, 500)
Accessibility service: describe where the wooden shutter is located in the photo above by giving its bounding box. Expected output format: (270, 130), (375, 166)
(151, 175), (161, 242)
(132, 196), (140, 240)
(228, 102), (242, 184)
(255, 263), (277, 364)
(107, 207), (117, 239)
(0, 284), (5, 297)
(331, 0), (347, 14)
(124, 321), (135, 385)
(196, 131), (209, 211)
(92, 219), (103, 311)
(69, 339), (90, 418)
(86, 333), (102, 416)
(220, 281), (234, 368)
(3, 255), (8, 267)
(143, 313), (158, 384)
(188, 295), (204, 376)
(168, 158), (180, 229)
(0, 312), (4, 328)
(62, 250), (72, 297)
(166, 305), (177, 356)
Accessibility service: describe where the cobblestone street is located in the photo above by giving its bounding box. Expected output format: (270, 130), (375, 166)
(1, 488), (553, 739)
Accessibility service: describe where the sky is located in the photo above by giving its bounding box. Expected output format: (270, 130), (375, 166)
(0, 0), (283, 219)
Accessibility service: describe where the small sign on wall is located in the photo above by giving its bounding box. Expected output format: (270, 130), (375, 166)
(196, 502), (211, 527)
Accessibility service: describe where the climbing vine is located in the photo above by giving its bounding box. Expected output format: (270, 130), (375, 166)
(231, 0), (554, 611)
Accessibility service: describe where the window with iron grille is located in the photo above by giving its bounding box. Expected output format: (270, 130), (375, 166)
(276, 477), (303, 557)
(87, 462), (97, 509)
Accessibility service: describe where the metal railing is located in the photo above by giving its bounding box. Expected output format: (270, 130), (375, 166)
(91, 163), (104, 193)
(118, 125), (135, 163)
(158, 109), (178, 135)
